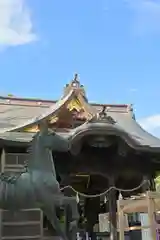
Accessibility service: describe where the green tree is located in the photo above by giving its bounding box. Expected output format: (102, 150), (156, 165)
(155, 175), (160, 192)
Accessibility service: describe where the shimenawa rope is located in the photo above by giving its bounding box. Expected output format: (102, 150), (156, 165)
(60, 180), (148, 198)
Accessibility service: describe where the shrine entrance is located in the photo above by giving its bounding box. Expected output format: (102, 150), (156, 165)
(0, 74), (160, 240)
(56, 133), (151, 240)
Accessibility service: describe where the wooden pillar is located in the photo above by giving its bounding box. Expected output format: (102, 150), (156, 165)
(85, 197), (100, 237)
(117, 200), (124, 240)
(64, 204), (70, 239)
(147, 192), (157, 240)
(1, 148), (5, 173)
(108, 176), (117, 240)
(142, 175), (150, 193)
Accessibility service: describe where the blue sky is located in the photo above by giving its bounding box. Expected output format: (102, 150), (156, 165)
(0, 0), (160, 136)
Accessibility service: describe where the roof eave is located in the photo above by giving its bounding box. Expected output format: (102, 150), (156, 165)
(69, 123), (160, 153)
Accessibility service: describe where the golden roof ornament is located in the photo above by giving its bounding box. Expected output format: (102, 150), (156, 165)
(63, 73), (86, 98)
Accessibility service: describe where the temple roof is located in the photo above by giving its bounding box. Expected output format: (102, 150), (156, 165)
(0, 74), (160, 152)
(0, 74), (129, 132)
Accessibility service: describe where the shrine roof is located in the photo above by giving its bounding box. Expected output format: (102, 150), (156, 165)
(0, 76), (129, 132)
(0, 74), (160, 152)
(0, 94), (130, 132)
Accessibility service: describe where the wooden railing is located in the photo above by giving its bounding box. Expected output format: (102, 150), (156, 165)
(4, 153), (27, 173)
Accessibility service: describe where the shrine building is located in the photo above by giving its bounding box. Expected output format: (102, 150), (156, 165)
(0, 74), (160, 240)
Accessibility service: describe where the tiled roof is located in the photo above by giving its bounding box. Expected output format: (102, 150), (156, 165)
(0, 73), (160, 152)
(0, 94), (130, 132)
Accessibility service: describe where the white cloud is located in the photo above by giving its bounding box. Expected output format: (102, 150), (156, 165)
(0, 0), (37, 47)
(126, 0), (160, 35)
(138, 114), (160, 137)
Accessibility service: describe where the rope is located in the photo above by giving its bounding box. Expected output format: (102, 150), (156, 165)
(60, 180), (148, 198)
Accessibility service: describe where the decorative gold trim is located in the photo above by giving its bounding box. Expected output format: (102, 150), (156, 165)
(24, 125), (39, 132)
(20, 87), (95, 132)
(67, 97), (84, 112)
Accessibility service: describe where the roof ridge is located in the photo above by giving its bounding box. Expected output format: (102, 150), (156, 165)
(0, 95), (130, 108)
(0, 95), (56, 103)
